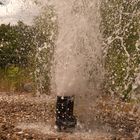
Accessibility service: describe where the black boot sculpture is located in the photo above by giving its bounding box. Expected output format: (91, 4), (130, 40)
(55, 96), (77, 131)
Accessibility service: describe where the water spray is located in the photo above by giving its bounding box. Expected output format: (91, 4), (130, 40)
(0, 0), (10, 5)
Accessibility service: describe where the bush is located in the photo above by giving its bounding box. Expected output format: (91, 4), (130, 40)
(101, 0), (140, 100)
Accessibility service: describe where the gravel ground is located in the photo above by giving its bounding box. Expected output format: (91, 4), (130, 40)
(0, 92), (139, 140)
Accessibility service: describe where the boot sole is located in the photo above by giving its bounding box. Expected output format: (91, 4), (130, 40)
(55, 125), (76, 133)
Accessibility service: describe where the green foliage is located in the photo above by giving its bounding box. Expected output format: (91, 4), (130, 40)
(7, 65), (20, 78)
(0, 21), (35, 68)
(0, 21), (37, 92)
(32, 6), (58, 94)
(0, 6), (57, 94)
(0, 66), (34, 92)
(101, 0), (140, 100)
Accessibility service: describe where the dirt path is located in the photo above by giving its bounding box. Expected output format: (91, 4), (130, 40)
(0, 92), (139, 139)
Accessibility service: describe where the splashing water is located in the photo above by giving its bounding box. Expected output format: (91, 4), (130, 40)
(32, 0), (104, 129)
(1, 0), (105, 135)
(1, 1), (140, 139)
(22, 0), (104, 97)
(48, 0), (104, 97)
(50, 0), (104, 130)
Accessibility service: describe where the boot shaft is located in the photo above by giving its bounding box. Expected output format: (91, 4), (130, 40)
(56, 96), (74, 117)
(55, 96), (77, 129)
(56, 96), (68, 119)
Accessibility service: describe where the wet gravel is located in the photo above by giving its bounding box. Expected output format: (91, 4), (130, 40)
(0, 93), (139, 140)
(0, 93), (57, 140)
(95, 96), (140, 139)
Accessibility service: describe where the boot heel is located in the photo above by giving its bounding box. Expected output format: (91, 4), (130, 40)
(56, 125), (62, 132)
(56, 124), (67, 132)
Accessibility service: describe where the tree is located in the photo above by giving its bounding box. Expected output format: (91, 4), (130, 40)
(0, 22), (35, 68)
(101, 0), (140, 100)
(0, 21), (36, 91)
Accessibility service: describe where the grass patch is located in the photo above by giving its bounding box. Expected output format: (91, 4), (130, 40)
(0, 66), (34, 93)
